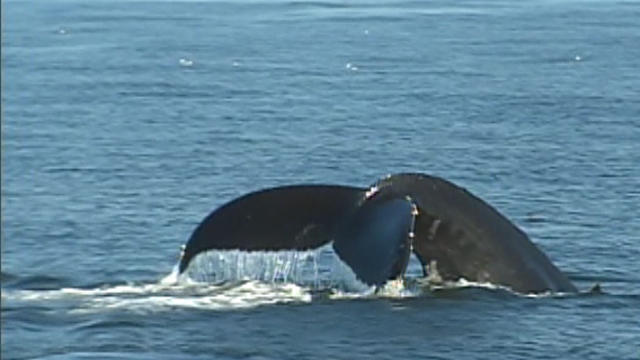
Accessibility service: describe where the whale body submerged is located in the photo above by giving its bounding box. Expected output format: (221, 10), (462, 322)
(177, 173), (577, 294)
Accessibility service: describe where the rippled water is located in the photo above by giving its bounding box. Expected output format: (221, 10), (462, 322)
(2, 0), (639, 359)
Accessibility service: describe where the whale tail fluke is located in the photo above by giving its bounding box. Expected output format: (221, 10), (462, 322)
(177, 173), (578, 294)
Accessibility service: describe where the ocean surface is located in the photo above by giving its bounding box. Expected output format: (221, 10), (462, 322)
(2, 0), (639, 359)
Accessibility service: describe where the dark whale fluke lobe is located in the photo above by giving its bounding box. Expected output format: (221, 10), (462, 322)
(178, 173), (577, 293)
(178, 185), (365, 274)
(374, 173), (577, 293)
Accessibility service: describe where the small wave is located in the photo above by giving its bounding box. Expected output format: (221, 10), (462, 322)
(32, 352), (212, 360)
(568, 273), (632, 284)
(1, 270), (18, 283)
(44, 166), (102, 174)
(285, 1), (350, 9)
(1, 272), (73, 290)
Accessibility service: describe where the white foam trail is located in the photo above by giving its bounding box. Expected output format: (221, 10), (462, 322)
(422, 278), (568, 298)
(1, 273), (564, 315)
(3, 280), (312, 313)
(1, 247), (372, 312)
(418, 276), (511, 293)
(82, 281), (311, 312)
(3, 252), (328, 312)
(3, 247), (569, 315)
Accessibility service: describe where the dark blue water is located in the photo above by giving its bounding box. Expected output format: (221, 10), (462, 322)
(2, 0), (639, 359)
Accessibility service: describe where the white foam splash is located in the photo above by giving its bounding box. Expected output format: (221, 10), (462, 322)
(376, 279), (415, 298)
(179, 58), (194, 67)
(159, 263), (181, 285)
(181, 245), (372, 293)
(345, 62), (359, 71)
(183, 248), (323, 285)
(330, 278), (419, 300)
